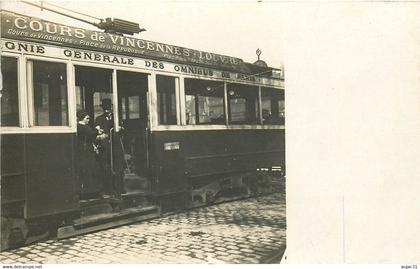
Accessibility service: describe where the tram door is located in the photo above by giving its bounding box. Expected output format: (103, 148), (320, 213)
(75, 66), (150, 197)
(116, 71), (150, 194)
(75, 66), (115, 198)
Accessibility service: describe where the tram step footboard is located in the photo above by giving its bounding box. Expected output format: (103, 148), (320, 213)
(57, 205), (160, 239)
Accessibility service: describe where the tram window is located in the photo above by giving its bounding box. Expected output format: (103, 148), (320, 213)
(227, 84), (259, 124)
(261, 88), (285, 125)
(75, 87), (113, 119)
(31, 60), (68, 126)
(156, 75), (177, 125)
(185, 94), (196, 125)
(75, 86), (84, 111)
(75, 66), (113, 121)
(185, 78), (225, 125)
(121, 96), (140, 120)
(1, 57), (19, 127)
(93, 92), (113, 119)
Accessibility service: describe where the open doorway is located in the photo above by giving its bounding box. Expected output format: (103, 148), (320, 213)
(117, 70), (150, 195)
(74, 66), (150, 199)
(75, 66), (114, 200)
(75, 66), (113, 123)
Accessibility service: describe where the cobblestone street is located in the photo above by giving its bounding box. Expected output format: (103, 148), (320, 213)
(0, 192), (286, 264)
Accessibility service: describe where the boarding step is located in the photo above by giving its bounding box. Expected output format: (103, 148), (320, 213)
(121, 190), (156, 199)
(79, 197), (121, 216)
(74, 205), (159, 228)
(120, 191), (157, 209)
(57, 205), (160, 239)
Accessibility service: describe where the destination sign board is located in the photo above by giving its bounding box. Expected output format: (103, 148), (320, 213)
(1, 39), (284, 88)
(0, 10), (257, 74)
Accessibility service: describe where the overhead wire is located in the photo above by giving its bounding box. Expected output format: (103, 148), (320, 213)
(29, 0), (102, 21)
(20, 0), (101, 26)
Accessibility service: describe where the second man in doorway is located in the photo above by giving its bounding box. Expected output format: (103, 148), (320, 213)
(95, 98), (123, 198)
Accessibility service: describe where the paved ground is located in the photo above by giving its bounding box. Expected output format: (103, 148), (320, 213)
(0, 192), (286, 264)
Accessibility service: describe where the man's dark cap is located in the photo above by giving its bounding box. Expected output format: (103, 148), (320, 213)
(100, 98), (112, 109)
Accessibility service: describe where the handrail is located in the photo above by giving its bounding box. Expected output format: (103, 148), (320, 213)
(110, 127), (115, 174)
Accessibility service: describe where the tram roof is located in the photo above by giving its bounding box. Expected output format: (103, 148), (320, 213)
(1, 10), (282, 78)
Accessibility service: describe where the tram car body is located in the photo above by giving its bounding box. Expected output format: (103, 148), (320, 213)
(0, 10), (285, 250)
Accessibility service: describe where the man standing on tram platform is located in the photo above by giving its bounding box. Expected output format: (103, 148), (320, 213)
(95, 98), (123, 198)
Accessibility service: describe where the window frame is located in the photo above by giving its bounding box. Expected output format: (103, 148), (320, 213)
(148, 71), (181, 128)
(227, 83), (260, 125)
(261, 86), (285, 125)
(156, 74), (179, 126)
(26, 56), (74, 131)
(0, 53), (22, 131)
(184, 77), (227, 126)
(74, 64), (115, 124)
(152, 72), (284, 131)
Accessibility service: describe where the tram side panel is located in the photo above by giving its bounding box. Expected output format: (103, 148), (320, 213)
(1, 133), (78, 220)
(1, 134), (26, 218)
(182, 129), (285, 177)
(24, 133), (78, 219)
(148, 131), (188, 197)
(149, 129), (285, 206)
(1, 133), (79, 249)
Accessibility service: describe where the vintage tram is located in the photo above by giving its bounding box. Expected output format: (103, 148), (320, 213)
(0, 10), (285, 250)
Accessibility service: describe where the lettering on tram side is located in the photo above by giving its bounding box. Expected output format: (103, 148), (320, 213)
(222, 71), (231, 78)
(3, 40), (272, 86)
(4, 41), (45, 54)
(145, 60), (164, 69)
(63, 49), (134, 65)
(172, 64), (261, 83)
(236, 73), (256, 82)
(1, 11), (245, 72)
(173, 65), (214, 76)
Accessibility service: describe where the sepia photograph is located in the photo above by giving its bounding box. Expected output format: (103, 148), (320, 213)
(0, 0), (286, 264)
(2, 0), (420, 266)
